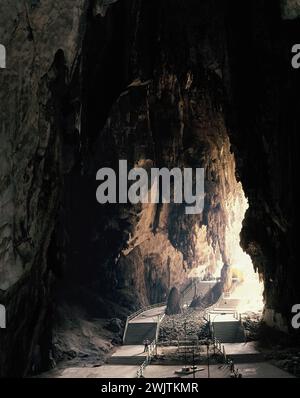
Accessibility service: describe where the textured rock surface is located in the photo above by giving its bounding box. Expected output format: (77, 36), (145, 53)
(159, 308), (209, 342)
(58, 0), (249, 322)
(0, 0), (86, 290)
(88, 69), (244, 309)
(0, 0), (299, 377)
(281, 0), (300, 19)
(166, 287), (181, 315)
(0, 0), (89, 377)
(225, 1), (300, 331)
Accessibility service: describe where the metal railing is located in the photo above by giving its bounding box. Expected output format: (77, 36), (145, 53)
(207, 310), (240, 320)
(211, 337), (226, 361)
(123, 302), (166, 343)
(128, 301), (166, 321)
(207, 309), (247, 366)
(137, 339), (157, 378)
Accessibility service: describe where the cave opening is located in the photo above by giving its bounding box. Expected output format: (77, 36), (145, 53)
(185, 139), (264, 316)
(47, 0), (270, 370)
(2, 0), (300, 380)
(221, 181), (264, 314)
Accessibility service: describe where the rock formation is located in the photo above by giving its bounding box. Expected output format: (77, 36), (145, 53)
(166, 287), (181, 315)
(0, 0), (299, 376)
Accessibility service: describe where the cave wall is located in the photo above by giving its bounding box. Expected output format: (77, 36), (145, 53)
(224, 0), (300, 331)
(0, 0), (89, 377)
(90, 63), (241, 308)
(0, 0), (299, 377)
(54, 0), (300, 333)
(64, 0), (247, 314)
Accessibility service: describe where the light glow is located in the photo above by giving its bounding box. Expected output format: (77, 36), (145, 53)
(224, 183), (264, 313)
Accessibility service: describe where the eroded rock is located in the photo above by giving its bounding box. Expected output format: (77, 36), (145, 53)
(166, 287), (181, 315)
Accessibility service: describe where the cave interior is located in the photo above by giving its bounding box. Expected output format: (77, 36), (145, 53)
(0, 0), (299, 377)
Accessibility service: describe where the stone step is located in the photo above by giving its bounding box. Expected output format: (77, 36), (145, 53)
(218, 364), (231, 377)
(212, 321), (245, 343)
(124, 322), (157, 345)
(107, 356), (146, 365)
(227, 353), (264, 364)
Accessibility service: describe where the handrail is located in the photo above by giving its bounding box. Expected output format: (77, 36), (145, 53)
(123, 301), (166, 343)
(206, 308), (245, 367)
(123, 317), (130, 344)
(137, 339), (157, 378)
(135, 310), (166, 377)
(211, 337), (225, 358)
(128, 301), (166, 322)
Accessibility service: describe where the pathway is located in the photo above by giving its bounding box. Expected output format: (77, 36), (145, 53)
(181, 279), (218, 307)
(109, 305), (166, 365)
(207, 295), (244, 343)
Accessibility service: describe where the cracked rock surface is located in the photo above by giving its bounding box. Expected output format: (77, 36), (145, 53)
(0, 0), (299, 377)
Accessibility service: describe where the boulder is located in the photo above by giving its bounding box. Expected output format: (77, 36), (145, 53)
(165, 287), (181, 315)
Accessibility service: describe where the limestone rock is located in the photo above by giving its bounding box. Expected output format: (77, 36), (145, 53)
(166, 287), (181, 315)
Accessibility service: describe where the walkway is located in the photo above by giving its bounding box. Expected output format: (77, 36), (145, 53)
(123, 305), (165, 345)
(40, 360), (294, 378)
(181, 279), (218, 307)
(108, 346), (148, 365)
(224, 342), (263, 363)
(207, 295), (244, 343)
(130, 306), (166, 324)
(143, 362), (294, 378)
(109, 305), (165, 365)
(204, 295), (292, 377)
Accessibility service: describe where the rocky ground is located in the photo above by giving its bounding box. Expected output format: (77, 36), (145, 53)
(242, 311), (263, 341)
(33, 304), (124, 375)
(153, 345), (224, 365)
(159, 308), (209, 343)
(156, 307), (223, 366)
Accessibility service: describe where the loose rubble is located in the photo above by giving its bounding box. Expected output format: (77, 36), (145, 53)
(159, 308), (209, 343)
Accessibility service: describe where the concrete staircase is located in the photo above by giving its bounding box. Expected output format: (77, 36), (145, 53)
(212, 320), (245, 343)
(123, 322), (157, 345)
(108, 305), (165, 369)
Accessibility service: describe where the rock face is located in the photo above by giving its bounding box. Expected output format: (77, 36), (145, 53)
(166, 287), (181, 315)
(224, 1), (300, 332)
(281, 0), (300, 19)
(0, 0), (299, 377)
(0, 0), (89, 377)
